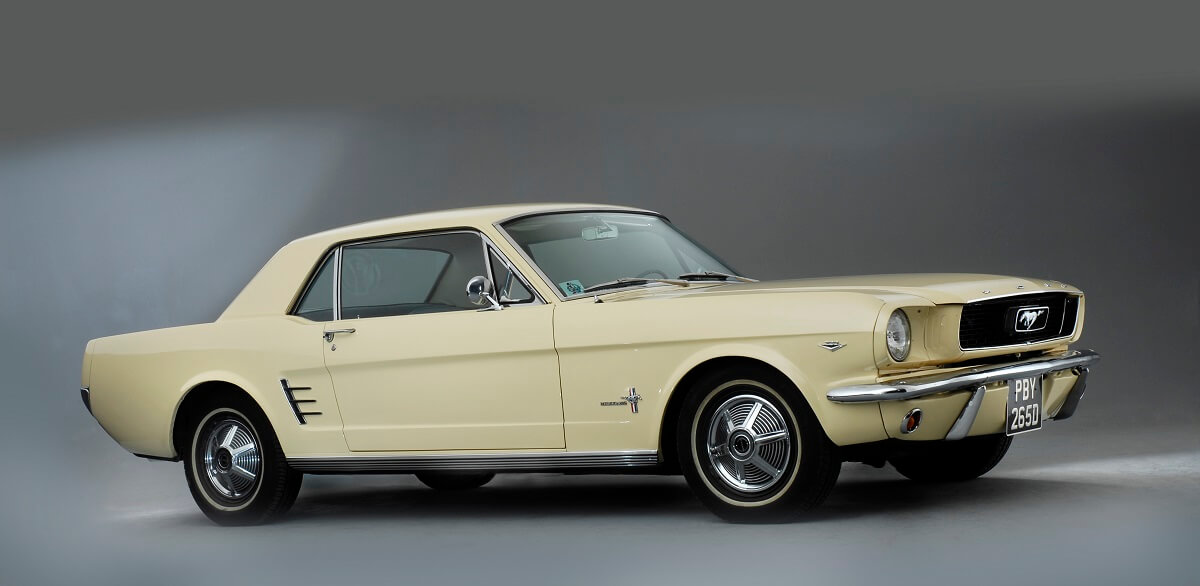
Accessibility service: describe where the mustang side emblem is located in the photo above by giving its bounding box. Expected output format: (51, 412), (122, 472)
(1015, 306), (1049, 332)
(819, 341), (846, 352)
(600, 388), (642, 413)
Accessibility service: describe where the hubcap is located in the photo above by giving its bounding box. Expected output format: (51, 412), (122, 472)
(202, 418), (261, 501)
(706, 394), (792, 493)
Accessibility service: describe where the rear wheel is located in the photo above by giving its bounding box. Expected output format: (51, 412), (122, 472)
(676, 367), (840, 523)
(415, 472), (495, 491)
(183, 396), (301, 525)
(889, 434), (1013, 483)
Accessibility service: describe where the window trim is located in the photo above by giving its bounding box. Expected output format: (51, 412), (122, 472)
(290, 228), (544, 322)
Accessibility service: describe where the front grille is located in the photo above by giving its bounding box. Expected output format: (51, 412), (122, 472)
(959, 293), (1079, 350)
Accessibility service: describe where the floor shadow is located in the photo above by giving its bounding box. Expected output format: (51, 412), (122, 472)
(811, 475), (1129, 521)
(270, 468), (1136, 526)
(287, 476), (704, 524)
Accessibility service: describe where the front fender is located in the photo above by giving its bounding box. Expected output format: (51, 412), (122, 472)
(659, 340), (889, 448)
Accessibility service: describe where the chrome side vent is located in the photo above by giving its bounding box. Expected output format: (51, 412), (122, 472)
(280, 379), (321, 424)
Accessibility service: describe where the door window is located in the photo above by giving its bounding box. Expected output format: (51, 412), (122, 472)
(340, 232), (487, 319)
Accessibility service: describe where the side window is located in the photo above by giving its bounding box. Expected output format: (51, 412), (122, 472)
(294, 253), (335, 321)
(340, 232), (487, 319)
(488, 248), (534, 303)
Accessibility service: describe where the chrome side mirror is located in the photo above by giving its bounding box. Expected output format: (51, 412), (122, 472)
(466, 275), (503, 311)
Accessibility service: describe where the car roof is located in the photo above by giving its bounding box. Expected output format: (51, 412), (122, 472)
(292, 202), (651, 247)
(219, 202), (655, 320)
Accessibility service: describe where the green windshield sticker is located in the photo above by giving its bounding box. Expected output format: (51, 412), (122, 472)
(559, 280), (585, 295)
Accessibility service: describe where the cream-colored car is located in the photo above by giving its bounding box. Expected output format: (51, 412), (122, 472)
(81, 203), (1099, 524)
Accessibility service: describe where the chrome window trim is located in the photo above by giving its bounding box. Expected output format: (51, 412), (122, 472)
(492, 209), (677, 302)
(287, 449), (659, 473)
(332, 246), (342, 321)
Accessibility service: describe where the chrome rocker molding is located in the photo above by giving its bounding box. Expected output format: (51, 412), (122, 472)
(288, 450), (660, 474)
(826, 349), (1100, 403)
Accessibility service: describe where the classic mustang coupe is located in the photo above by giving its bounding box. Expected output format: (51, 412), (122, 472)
(81, 204), (1099, 525)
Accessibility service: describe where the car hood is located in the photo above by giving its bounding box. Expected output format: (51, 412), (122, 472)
(602, 273), (1080, 305)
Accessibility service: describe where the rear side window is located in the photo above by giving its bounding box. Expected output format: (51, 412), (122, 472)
(294, 253), (335, 321)
(340, 232), (487, 319)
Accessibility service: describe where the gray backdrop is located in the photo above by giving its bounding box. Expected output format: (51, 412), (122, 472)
(2, 4), (1198, 585)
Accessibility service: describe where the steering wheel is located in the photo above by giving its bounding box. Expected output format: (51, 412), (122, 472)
(636, 269), (668, 279)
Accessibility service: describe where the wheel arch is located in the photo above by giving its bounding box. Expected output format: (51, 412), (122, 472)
(655, 341), (889, 465)
(170, 377), (270, 461)
(657, 354), (812, 472)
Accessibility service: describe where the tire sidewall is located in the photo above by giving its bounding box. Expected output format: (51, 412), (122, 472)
(188, 407), (265, 512)
(182, 395), (297, 525)
(677, 367), (838, 522)
(688, 379), (802, 508)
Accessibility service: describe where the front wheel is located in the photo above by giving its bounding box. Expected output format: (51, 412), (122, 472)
(676, 367), (840, 523)
(889, 434), (1013, 483)
(183, 396), (302, 525)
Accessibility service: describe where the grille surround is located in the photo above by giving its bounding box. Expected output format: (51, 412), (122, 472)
(959, 292), (1080, 350)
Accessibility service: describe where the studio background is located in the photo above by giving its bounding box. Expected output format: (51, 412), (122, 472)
(1, 4), (1197, 585)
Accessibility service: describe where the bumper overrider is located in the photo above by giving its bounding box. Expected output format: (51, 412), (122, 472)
(827, 349), (1100, 440)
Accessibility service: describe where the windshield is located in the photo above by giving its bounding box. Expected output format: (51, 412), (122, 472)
(500, 211), (738, 297)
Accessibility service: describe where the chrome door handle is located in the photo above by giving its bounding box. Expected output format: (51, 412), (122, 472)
(323, 328), (356, 342)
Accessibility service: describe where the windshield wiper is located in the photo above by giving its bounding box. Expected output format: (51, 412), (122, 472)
(677, 271), (758, 283)
(581, 277), (690, 294)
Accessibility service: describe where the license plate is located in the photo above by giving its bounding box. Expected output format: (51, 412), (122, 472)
(1006, 375), (1043, 435)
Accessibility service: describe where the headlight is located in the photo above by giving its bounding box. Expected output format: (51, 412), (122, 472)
(886, 309), (911, 362)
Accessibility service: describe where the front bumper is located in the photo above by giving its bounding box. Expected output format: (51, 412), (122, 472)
(827, 349), (1099, 440)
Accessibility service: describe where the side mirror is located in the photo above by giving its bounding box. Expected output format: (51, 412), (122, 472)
(466, 275), (503, 311)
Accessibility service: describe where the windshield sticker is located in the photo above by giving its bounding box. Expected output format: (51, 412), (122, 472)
(581, 224), (618, 241)
(559, 280), (585, 296)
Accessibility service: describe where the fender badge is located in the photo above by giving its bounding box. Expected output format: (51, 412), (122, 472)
(819, 341), (846, 352)
(601, 388), (642, 413)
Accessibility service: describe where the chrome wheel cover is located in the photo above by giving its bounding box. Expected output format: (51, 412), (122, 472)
(705, 394), (792, 493)
(201, 418), (261, 502)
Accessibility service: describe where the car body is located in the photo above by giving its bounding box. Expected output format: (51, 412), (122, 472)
(81, 203), (1099, 524)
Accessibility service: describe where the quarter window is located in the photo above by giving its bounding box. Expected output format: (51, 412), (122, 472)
(294, 253), (335, 321)
(489, 248), (534, 303)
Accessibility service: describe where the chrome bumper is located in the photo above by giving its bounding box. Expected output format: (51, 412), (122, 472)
(827, 349), (1099, 441)
(827, 349), (1100, 403)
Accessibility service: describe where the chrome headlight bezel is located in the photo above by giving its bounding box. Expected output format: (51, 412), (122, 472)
(886, 309), (912, 362)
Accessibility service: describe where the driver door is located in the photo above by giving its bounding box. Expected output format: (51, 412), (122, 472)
(319, 230), (564, 452)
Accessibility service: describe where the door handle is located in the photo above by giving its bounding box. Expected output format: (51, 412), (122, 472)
(323, 328), (356, 342)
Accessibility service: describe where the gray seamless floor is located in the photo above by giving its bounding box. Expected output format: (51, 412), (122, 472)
(8, 415), (1197, 586)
